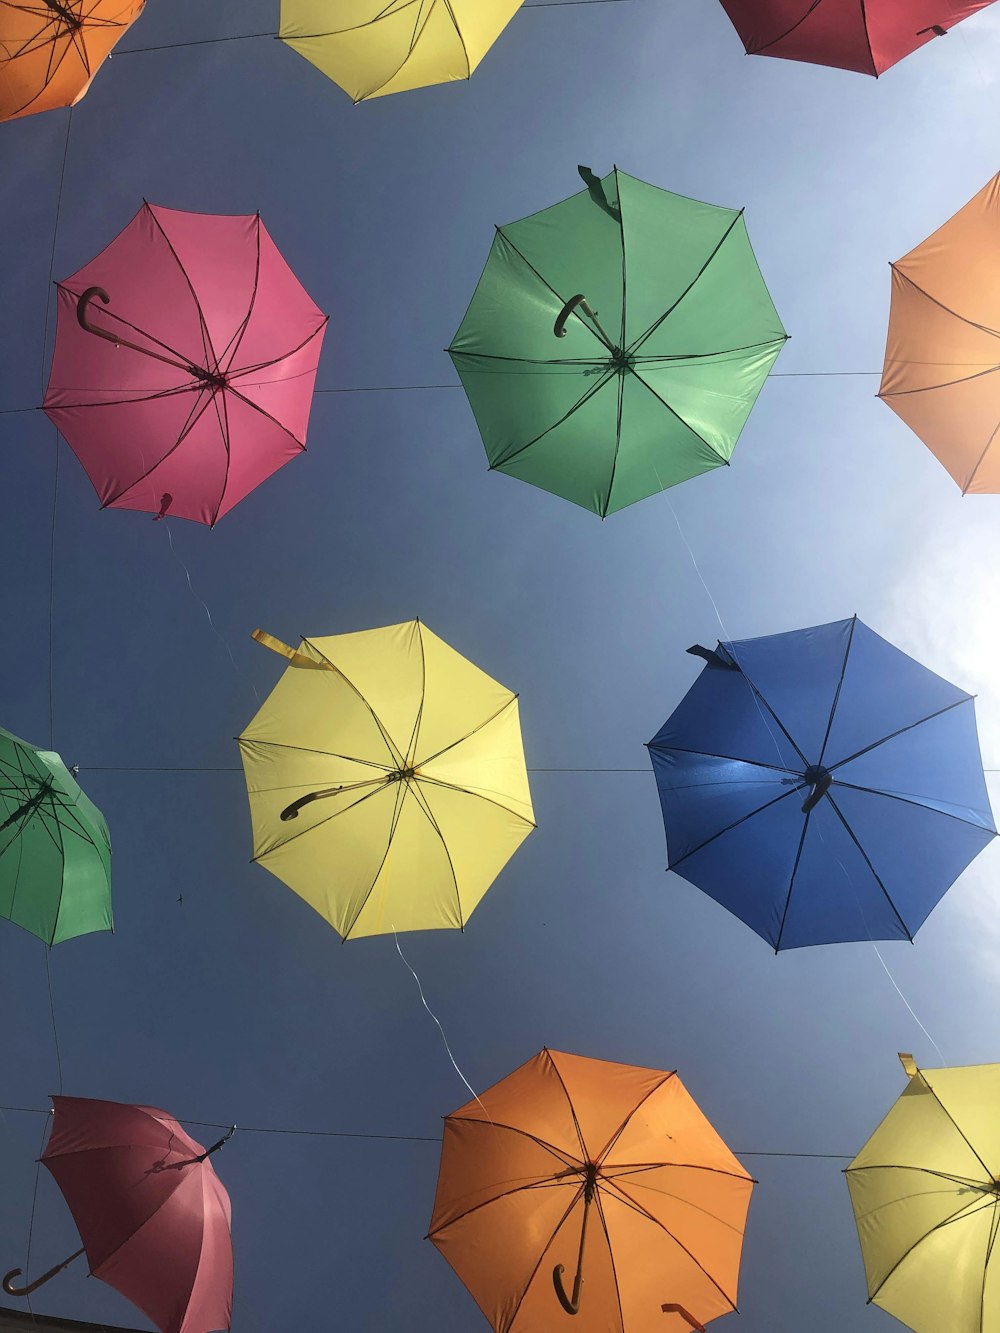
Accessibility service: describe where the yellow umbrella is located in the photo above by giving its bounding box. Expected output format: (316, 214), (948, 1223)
(846, 1053), (1000, 1333)
(277, 0), (523, 103)
(238, 621), (535, 939)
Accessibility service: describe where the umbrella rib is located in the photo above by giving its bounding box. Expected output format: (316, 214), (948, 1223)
(827, 696), (972, 775)
(488, 367), (617, 470)
(773, 812), (812, 952)
(300, 637), (407, 770)
(143, 204), (221, 374)
(601, 367), (626, 518)
(597, 1072), (677, 1164)
(823, 792), (913, 941)
(616, 166), (627, 352)
(444, 1114), (582, 1173)
(741, 0), (824, 55)
(415, 775), (536, 828)
(545, 1049), (590, 1163)
(447, 350), (610, 369)
(414, 693), (519, 768)
(218, 213), (262, 374)
(858, 0), (877, 77)
(405, 777), (464, 929)
(980, 1197), (1000, 1332)
(715, 654), (811, 768)
(887, 269), (1000, 347)
(100, 387), (215, 508)
(495, 228), (615, 355)
(228, 318), (329, 381)
(609, 1172), (749, 1236)
(441, 0), (471, 80)
(239, 738), (393, 774)
(253, 782), (392, 863)
(816, 615), (857, 767)
(341, 780), (409, 941)
(209, 372), (234, 526)
(603, 1160), (751, 1184)
(667, 785), (804, 873)
(599, 1175), (739, 1311)
(356, 0), (435, 99)
(403, 621), (427, 770)
(962, 409), (1000, 496)
(502, 1187), (588, 1332)
(593, 1187), (627, 1333)
(865, 1193), (999, 1305)
(832, 779), (995, 832)
(880, 359), (1000, 400)
(3, 748), (45, 935)
(627, 366), (728, 462)
(649, 743), (798, 777)
(920, 1078), (995, 1185)
(624, 211), (744, 359)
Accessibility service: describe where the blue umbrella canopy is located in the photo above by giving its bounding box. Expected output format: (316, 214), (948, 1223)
(647, 617), (996, 950)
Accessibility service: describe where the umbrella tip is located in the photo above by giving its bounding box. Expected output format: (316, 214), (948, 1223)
(898, 1052), (918, 1077)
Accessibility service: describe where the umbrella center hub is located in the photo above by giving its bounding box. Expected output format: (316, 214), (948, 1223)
(803, 765), (830, 789)
(189, 365), (229, 391)
(607, 348), (634, 373)
(387, 766), (417, 783)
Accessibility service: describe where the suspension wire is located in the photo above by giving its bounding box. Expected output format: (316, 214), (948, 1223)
(43, 949), (64, 1097)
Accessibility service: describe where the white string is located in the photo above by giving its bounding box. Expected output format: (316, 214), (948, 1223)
(391, 928), (493, 1124)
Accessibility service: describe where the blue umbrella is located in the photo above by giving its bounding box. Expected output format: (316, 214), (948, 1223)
(647, 617), (996, 950)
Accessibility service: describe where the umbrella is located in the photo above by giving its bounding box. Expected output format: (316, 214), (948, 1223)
(0, 0), (144, 123)
(0, 724), (111, 945)
(277, 0), (523, 103)
(238, 621), (535, 939)
(43, 202), (328, 527)
(2, 1096), (233, 1333)
(879, 171), (1000, 493)
(449, 165), (786, 517)
(647, 616), (995, 950)
(717, 0), (997, 76)
(846, 1052), (1000, 1332)
(428, 1047), (753, 1331)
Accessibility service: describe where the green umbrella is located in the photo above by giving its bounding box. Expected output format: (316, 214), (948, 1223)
(0, 727), (112, 944)
(449, 166), (788, 517)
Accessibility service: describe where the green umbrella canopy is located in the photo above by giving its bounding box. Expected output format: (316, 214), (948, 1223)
(449, 166), (788, 517)
(0, 726), (112, 945)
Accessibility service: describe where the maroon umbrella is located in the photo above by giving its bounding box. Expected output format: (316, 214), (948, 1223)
(718, 0), (997, 76)
(3, 1097), (234, 1333)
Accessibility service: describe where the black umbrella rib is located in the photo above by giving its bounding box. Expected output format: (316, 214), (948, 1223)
(864, 1193), (998, 1306)
(816, 616), (856, 768)
(448, 350), (609, 369)
(746, 0), (825, 54)
(219, 214), (262, 374)
(404, 778), (464, 931)
(489, 367), (617, 469)
(601, 370), (626, 517)
(597, 1072), (676, 1163)
(341, 781), (409, 940)
(667, 785), (803, 872)
(546, 1049), (590, 1164)
(980, 1198), (1000, 1332)
(888, 270), (1000, 347)
(100, 387), (216, 507)
(823, 793), (912, 941)
(628, 366), (726, 462)
(880, 357), (1000, 399)
(649, 743), (798, 777)
(495, 227), (615, 354)
(144, 204), (222, 376)
(832, 779), (995, 832)
(773, 813), (812, 952)
(828, 696), (973, 776)
(301, 636), (407, 771)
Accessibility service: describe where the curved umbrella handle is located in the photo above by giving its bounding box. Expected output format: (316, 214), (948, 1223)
(3, 1246), (86, 1297)
(76, 287), (203, 378)
(661, 1304), (705, 1331)
(76, 286), (114, 338)
(280, 786), (344, 822)
(554, 294), (596, 339)
(553, 1263), (583, 1316)
(800, 768), (832, 814)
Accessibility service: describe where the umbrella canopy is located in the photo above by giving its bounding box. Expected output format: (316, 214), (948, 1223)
(717, 0), (997, 76)
(43, 202), (328, 527)
(847, 1054), (1000, 1333)
(5, 1096), (232, 1333)
(647, 616), (996, 950)
(428, 1048), (753, 1332)
(238, 621), (535, 939)
(0, 725), (111, 945)
(449, 166), (786, 518)
(0, 0), (144, 123)
(278, 0), (523, 103)
(879, 171), (1000, 493)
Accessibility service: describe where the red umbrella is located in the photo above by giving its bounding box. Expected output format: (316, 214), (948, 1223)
(3, 1096), (234, 1333)
(43, 202), (328, 526)
(718, 0), (997, 76)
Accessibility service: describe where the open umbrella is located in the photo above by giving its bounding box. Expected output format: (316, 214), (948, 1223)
(0, 724), (111, 945)
(278, 0), (523, 102)
(238, 621), (535, 939)
(647, 616), (996, 949)
(450, 165), (786, 517)
(879, 171), (1000, 493)
(717, 0), (997, 76)
(847, 1053), (1000, 1332)
(428, 1048), (753, 1331)
(0, 0), (144, 123)
(43, 202), (328, 526)
(2, 1097), (233, 1333)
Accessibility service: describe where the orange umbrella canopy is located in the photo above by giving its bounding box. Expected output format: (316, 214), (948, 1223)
(0, 0), (144, 123)
(879, 172), (1000, 493)
(428, 1049), (753, 1332)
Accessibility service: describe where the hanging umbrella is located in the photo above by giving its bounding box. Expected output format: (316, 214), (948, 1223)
(846, 1052), (1000, 1332)
(879, 171), (1000, 493)
(449, 165), (786, 517)
(0, 0), (144, 123)
(43, 202), (328, 527)
(647, 616), (996, 950)
(2, 1096), (234, 1333)
(717, 0), (997, 76)
(0, 724), (111, 944)
(238, 621), (535, 939)
(428, 1047), (753, 1331)
(277, 0), (523, 103)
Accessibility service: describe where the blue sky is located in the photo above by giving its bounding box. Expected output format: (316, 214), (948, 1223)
(2, 1), (1000, 1329)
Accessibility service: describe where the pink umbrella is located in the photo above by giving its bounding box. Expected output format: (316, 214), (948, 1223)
(43, 202), (328, 526)
(3, 1096), (234, 1333)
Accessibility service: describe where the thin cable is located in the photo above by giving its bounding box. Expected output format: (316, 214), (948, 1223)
(75, 764), (651, 773)
(43, 948), (64, 1096)
(871, 942), (945, 1063)
(392, 928), (492, 1122)
(23, 1117), (51, 1317)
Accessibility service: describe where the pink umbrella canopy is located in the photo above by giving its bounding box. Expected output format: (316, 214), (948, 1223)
(43, 202), (328, 526)
(4, 1096), (234, 1333)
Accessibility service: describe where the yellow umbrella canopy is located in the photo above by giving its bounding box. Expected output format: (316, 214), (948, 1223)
(238, 621), (535, 939)
(846, 1054), (1000, 1333)
(277, 0), (523, 103)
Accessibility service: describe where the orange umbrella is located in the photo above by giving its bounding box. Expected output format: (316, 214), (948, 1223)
(0, 0), (144, 123)
(879, 172), (1000, 493)
(428, 1049), (753, 1332)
